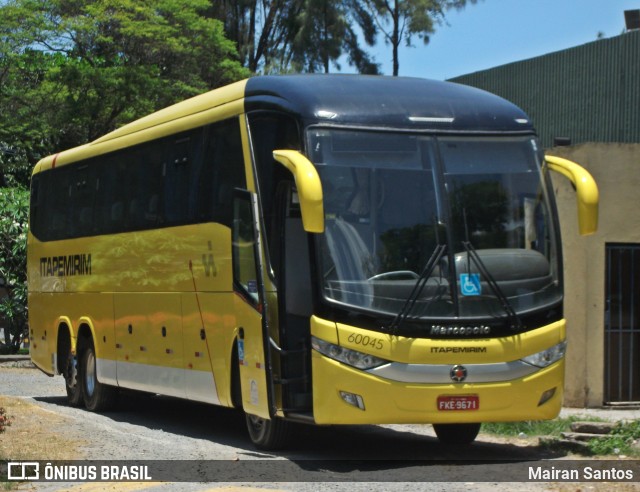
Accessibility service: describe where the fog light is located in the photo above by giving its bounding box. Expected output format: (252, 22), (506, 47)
(538, 387), (556, 406)
(340, 391), (365, 410)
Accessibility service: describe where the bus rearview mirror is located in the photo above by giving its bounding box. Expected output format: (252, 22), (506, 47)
(273, 150), (324, 233)
(545, 155), (599, 236)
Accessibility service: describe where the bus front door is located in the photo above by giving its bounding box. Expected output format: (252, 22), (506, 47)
(232, 189), (277, 420)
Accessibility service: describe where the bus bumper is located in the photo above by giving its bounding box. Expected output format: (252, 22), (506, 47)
(311, 351), (563, 425)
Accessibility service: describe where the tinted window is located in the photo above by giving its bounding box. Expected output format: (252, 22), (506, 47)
(30, 118), (246, 241)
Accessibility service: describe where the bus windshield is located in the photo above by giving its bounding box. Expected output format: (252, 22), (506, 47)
(309, 129), (561, 322)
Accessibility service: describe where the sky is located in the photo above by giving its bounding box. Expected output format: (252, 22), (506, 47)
(362, 0), (640, 80)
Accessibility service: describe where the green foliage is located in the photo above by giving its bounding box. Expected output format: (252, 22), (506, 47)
(0, 0), (250, 186)
(484, 418), (640, 457)
(0, 187), (29, 352)
(482, 417), (602, 438)
(587, 420), (640, 456)
(288, 0), (379, 74)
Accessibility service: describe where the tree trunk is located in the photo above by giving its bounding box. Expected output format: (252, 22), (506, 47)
(392, 0), (400, 76)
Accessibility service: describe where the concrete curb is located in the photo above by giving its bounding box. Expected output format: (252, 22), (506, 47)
(0, 354), (30, 363)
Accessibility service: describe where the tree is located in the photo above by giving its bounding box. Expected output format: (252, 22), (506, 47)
(212, 0), (379, 74)
(288, 0), (379, 73)
(361, 0), (477, 76)
(211, 0), (294, 73)
(0, 0), (250, 350)
(0, 186), (29, 353)
(0, 0), (250, 186)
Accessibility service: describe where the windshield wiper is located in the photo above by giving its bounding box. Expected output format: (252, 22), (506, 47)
(461, 241), (523, 331)
(387, 244), (447, 334)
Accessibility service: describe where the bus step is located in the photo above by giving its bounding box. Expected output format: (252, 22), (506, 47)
(283, 411), (315, 424)
(274, 376), (309, 385)
(278, 348), (307, 357)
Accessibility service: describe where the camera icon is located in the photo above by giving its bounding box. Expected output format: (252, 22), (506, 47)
(8, 462), (40, 480)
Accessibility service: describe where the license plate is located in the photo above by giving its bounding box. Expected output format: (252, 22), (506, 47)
(437, 395), (479, 411)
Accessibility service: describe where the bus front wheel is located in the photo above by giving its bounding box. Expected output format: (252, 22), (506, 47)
(245, 414), (290, 450)
(433, 423), (481, 445)
(81, 340), (117, 412)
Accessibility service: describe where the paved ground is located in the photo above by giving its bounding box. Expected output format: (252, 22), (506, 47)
(3, 357), (640, 491)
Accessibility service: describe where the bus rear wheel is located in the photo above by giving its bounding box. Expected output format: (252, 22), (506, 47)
(433, 423), (481, 445)
(245, 414), (291, 450)
(81, 340), (117, 412)
(64, 354), (82, 407)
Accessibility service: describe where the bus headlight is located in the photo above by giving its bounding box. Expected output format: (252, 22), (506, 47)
(311, 336), (389, 370)
(521, 340), (567, 368)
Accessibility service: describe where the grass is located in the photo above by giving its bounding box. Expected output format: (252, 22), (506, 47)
(0, 396), (85, 461)
(588, 420), (640, 456)
(483, 417), (640, 457)
(1, 396), (85, 489)
(482, 415), (603, 438)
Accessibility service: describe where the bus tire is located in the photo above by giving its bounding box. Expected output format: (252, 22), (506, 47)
(433, 423), (481, 445)
(58, 328), (82, 407)
(64, 354), (82, 407)
(81, 340), (117, 412)
(245, 414), (291, 450)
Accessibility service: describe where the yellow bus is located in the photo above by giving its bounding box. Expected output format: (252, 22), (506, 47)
(28, 75), (598, 449)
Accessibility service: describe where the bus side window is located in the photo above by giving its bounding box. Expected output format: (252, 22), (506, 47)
(70, 165), (96, 237)
(45, 166), (72, 241)
(130, 147), (164, 230)
(197, 119), (246, 227)
(164, 135), (195, 225)
(94, 158), (125, 234)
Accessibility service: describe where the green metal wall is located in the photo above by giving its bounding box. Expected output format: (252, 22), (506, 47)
(450, 30), (640, 148)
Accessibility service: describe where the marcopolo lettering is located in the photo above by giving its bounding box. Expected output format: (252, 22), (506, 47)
(40, 254), (92, 277)
(430, 324), (491, 336)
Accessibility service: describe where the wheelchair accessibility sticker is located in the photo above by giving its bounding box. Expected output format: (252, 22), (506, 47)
(460, 273), (481, 296)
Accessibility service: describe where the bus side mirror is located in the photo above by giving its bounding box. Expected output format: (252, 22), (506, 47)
(273, 150), (324, 233)
(545, 155), (599, 236)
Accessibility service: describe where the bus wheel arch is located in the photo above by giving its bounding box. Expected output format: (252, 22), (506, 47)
(230, 339), (242, 409)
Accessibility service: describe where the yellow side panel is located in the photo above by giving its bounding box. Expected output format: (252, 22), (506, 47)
(28, 291), (115, 375)
(114, 294), (183, 368)
(27, 223), (234, 383)
(27, 224), (232, 294)
(181, 291), (237, 406)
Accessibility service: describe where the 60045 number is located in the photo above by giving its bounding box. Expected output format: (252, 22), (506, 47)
(347, 333), (384, 350)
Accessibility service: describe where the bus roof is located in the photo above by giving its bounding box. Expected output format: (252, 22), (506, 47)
(245, 75), (534, 133)
(34, 75), (534, 173)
